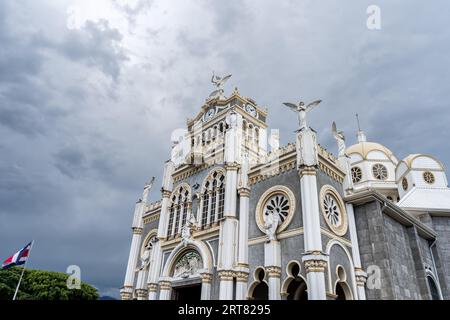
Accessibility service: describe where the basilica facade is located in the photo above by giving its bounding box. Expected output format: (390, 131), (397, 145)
(120, 80), (450, 300)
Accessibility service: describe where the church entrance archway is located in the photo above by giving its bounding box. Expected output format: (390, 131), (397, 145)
(171, 283), (202, 301)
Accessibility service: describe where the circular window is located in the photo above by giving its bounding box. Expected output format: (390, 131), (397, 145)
(372, 164), (388, 180)
(351, 167), (362, 183)
(320, 185), (348, 236)
(263, 194), (290, 224)
(256, 186), (295, 234)
(402, 178), (408, 191)
(423, 171), (435, 184)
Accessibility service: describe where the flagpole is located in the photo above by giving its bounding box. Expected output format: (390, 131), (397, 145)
(12, 240), (34, 301)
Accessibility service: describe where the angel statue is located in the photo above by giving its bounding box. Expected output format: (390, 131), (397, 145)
(282, 99), (322, 131)
(263, 209), (280, 242)
(332, 121), (347, 158)
(209, 72), (232, 100)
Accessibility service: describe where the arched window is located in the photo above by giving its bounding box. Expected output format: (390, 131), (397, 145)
(200, 169), (226, 229)
(335, 283), (347, 300)
(166, 185), (191, 238)
(249, 268), (268, 300)
(427, 276), (441, 300)
(285, 262), (308, 300)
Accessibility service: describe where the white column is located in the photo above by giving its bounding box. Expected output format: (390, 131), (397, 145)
(158, 160), (175, 238)
(218, 271), (234, 300)
(218, 110), (243, 300)
(146, 161), (174, 300)
(158, 279), (172, 300)
(135, 269), (148, 300)
(264, 240), (281, 300)
(297, 128), (327, 300)
(121, 201), (145, 300)
(200, 272), (213, 300)
(147, 283), (158, 300)
(346, 203), (367, 300)
(235, 272), (249, 300)
(302, 252), (328, 300)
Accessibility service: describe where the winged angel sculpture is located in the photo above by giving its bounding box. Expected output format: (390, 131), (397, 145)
(282, 100), (322, 131)
(209, 72), (232, 100)
(332, 121), (347, 158)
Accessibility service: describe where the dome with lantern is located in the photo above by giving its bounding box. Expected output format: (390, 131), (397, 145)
(346, 130), (400, 201)
(396, 153), (450, 214)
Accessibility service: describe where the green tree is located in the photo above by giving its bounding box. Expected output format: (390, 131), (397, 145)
(0, 267), (99, 300)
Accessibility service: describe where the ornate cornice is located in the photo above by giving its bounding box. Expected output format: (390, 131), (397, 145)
(159, 280), (172, 290)
(135, 288), (148, 299)
(218, 270), (235, 281)
(298, 166), (317, 178)
(200, 272), (213, 283)
(238, 187), (251, 197)
(120, 286), (133, 300)
(147, 283), (158, 292)
(355, 268), (368, 286)
(303, 253), (328, 273)
(132, 227), (143, 235)
(265, 266), (282, 278)
(304, 259), (327, 273)
(143, 213), (160, 225)
(235, 271), (249, 282)
(161, 189), (172, 198)
(225, 162), (240, 171)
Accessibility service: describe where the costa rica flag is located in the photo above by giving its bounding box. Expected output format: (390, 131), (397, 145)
(2, 242), (33, 269)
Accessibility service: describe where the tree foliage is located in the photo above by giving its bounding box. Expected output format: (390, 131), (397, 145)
(0, 267), (99, 300)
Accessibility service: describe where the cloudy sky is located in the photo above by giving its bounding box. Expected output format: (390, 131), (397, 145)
(1, 0), (449, 298)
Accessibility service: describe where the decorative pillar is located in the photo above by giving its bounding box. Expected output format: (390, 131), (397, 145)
(147, 283), (158, 300)
(302, 251), (328, 300)
(200, 272), (213, 300)
(296, 128), (327, 300)
(218, 110), (242, 300)
(146, 161), (174, 300)
(158, 279), (172, 300)
(121, 207), (144, 300)
(235, 271), (249, 300)
(135, 268), (148, 300)
(333, 121), (366, 300)
(218, 270), (235, 300)
(265, 240), (281, 300)
(236, 155), (250, 300)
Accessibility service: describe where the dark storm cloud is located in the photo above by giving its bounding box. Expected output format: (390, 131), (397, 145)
(55, 19), (129, 80)
(1, 0), (450, 299)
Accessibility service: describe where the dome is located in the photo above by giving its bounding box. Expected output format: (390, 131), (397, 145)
(400, 154), (444, 170)
(347, 141), (398, 164)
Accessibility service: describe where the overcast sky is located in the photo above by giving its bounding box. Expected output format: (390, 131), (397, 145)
(1, 0), (449, 298)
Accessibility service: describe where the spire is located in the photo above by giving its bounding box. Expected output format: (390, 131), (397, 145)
(355, 114), (367, 142)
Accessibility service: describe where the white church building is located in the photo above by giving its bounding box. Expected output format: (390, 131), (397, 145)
(120, 77), (450, 300)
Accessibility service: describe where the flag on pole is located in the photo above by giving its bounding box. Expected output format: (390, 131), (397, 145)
(2, 242), (33, 269)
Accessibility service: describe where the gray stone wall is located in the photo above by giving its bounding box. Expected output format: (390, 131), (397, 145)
(355, 201), (395, 299)
(383, 214), (421, 299)
(353, 200), (445, 300)
(430, 216), (450, 299)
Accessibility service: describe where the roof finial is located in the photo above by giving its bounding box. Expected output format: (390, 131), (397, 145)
(355, 113), (367, 143)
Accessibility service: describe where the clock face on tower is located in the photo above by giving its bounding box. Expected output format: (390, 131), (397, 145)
(245, 104), (257, 117)
(204, 108), (215, 122)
